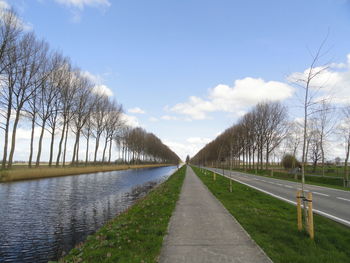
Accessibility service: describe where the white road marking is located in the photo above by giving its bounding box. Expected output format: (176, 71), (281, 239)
(205, 168), (350, 227)
(312, 192), (329, 197)
(284, 185), (293, 188)
(336, 197), (350, 202)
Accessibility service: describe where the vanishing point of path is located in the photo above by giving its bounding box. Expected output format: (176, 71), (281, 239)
(159, 166), (272, 263)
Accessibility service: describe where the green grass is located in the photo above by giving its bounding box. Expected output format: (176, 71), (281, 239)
(228, 168), (349, 191)
(55, 165), (186, 263)
(193, 166), (350, 263)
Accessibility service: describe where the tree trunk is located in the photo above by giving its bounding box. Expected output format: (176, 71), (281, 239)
(85, 133), (90, 165)
(266, 144), (270, 170)
(94, 135), (101, 163)
(2, 97), (12, 169)
(56, 117), (67, 166)
(71, 132), (79, 165)
(35, 120), (46, 167)
(48, 125), (56, 167)
(49, 110), (58, 167)
(7, 110), (21, 168)
(76, 135), (80, 164)
(108, 137), (113, 163)
(28, 114), (36, 168)
(63, 122), (69, 166)
(102, 137), (108, 163)
(321, 141), (325, 177)
(344, 141), (350, 187)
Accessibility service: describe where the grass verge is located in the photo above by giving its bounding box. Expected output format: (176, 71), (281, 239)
(192, 166), (350, 263)
(56, 165), (186, 263)
(227, 168), (349, 191)
(0, 164), (173, 182)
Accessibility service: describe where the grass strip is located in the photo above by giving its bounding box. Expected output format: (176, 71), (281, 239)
(0, 164), (173, 182)
(56, 165), (186, 263)
(193, 166), (350, 263)
(228, 168), (349, 191)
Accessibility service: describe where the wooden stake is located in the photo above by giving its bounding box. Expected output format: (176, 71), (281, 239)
(296, 190), (302, 231)
(308, 192), (314, 239)
(229, 179), (232, 192)
(213, 172), (216, 181)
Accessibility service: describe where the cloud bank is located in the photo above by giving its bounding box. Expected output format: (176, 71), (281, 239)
(55, 0), (111, 9)
(171, 77), (294, 120)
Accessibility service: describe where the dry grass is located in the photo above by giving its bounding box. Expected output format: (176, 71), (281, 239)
(0, 164), (172, 182)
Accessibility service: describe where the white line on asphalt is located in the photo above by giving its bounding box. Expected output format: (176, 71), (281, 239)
(284, 185), (293, 188)
(214, 167), (350, 194)
(276, 183), (283, 186)
(336, 197), (350, 202)
(208, 169), (350, 227)
(312, 192), (329, 197)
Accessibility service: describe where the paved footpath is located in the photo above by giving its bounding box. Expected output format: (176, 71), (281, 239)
(159, 166), (272, 263)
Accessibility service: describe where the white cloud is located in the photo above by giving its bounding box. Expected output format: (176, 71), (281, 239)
(82, 71), (113, 97)
(121, 113), (140, 127)
(288, 54), (350, 104)
(161, 115), (179, 121)
(0, 0), (9, 10)
(149, 117), (158, 122)
(186, 137), (211, 145)
(171, 77), (294, 120)
(128, 107), (145, 114)
(82, 70), (103, 84)
(164, 137), (212, 161)
(92, 84), (113, 97)
(13, 127), (51, 140)
(55, 0), (111, 9)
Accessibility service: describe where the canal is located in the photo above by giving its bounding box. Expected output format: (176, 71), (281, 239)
(0, 165), (177, 263)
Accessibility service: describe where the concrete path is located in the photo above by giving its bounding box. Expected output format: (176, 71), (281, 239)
(159, 166), (272, 263)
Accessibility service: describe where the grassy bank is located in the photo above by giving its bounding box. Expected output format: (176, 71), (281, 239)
(225, 168), (349, 191)
(0, 164), (174, 182)
(56, 165), (186, 263)
(193, 166), (350, 263)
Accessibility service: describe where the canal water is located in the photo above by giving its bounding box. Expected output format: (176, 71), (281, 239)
(0, 166), (177, 263)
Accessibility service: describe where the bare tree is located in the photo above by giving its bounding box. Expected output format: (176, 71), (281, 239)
(46, 54), (68, 166)
(0, 9), (22, 168)
(313, 101), (335, 176)
(70, 73), (95, 165)
(0, 9), (21, 75)
(290, 42), (329, 193)
(339, 105), (350, 187)
(34, 52), (64, 167)
(7, 34), (48, 168)
(91, 95), (109, 163)
(55, 63), (76, 166)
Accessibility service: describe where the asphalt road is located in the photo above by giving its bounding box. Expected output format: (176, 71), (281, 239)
(204, 167), (350, 227)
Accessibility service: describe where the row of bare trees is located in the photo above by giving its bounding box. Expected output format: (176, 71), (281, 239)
(0, 9), (180, 168)
(191, 99), (350, 186)
(116, 127), (180, 164)
(191, 101), (288, 170)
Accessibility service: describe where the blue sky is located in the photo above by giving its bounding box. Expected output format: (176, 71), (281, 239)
(6, 0), (350, 160)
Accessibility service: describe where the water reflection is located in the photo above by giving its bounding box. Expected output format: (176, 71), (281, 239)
(0, 166), (176, 263)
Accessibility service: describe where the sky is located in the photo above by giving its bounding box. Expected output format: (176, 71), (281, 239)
(3, 0), (350, 161)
